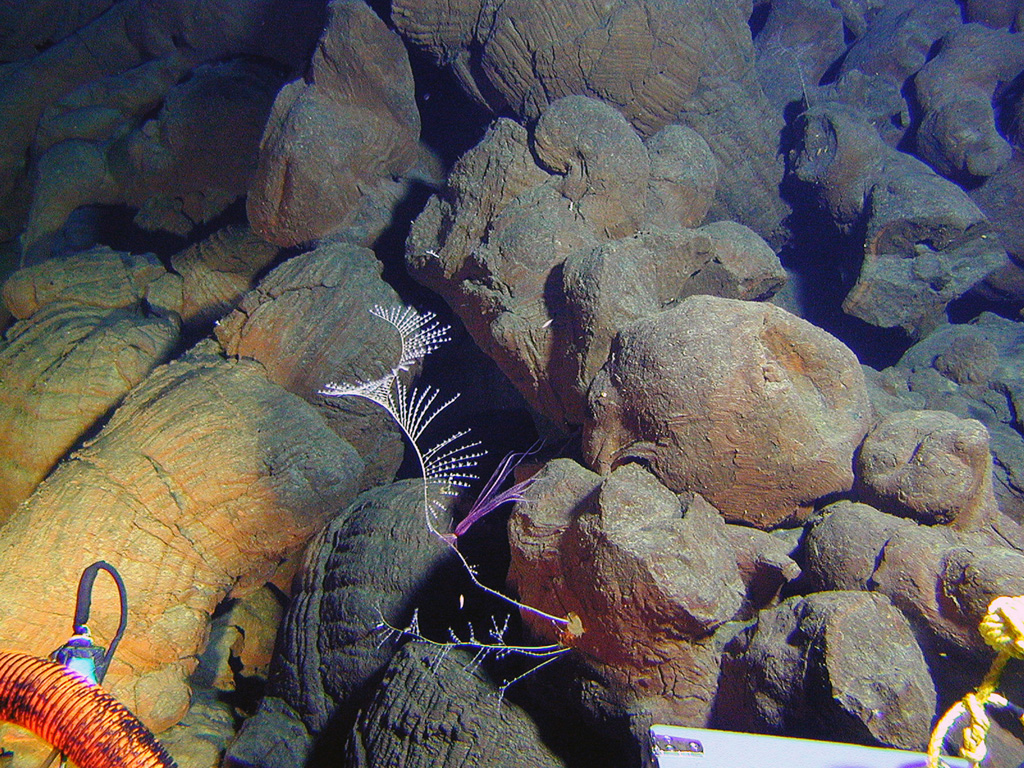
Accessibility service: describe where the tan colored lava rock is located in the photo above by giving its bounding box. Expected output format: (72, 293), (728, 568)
(791, 101), (1005, 336)
(0, 342), (363, 732)
(719, 591), (936, 750)
(247, 0), (425, 246)
(805, 494), (1024, 660)
(0, 247), (181, 519)
(855, 409), (999, 530)
(584, 295), (871, 528)
(871, 523), (1024, 657)
(532, 94), (650, 239)
(21, 58), (285, 257)
(0, 302), (179, 521)
(216, 243), (399, 402)
(914, 23), (1024, 180)
(392, 0), (787, 242)
(509, 460), (745, 726)
(643, 124), (719, 229)
(407, 98), (783, 427)
(171, 225), (280, 331)
(0, 0), (323, 248)
(804, 501), (915, 592)
(1, 246), (172, 319)
(721, 524), (802, 616)
(886, 315), (1024, 522)
(214, 242), (406, 488)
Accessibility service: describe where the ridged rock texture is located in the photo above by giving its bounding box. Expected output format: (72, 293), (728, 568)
(407, 95), (784, 427)
(2, 0), (1024, 765)
(345, 643), (567, 768)
(508, 459), (801, 738)
(214, 242), (406, 488)
(392, 0), (789, 243)
(718, 591), (937, 751)
(246, 0), (429, 246)
(168, 224), (280, 333)
(0, 0), (325, 258)
(230, 479), (455, 762)
(0, 247), (180, 520)
(0, 343), (363, 732)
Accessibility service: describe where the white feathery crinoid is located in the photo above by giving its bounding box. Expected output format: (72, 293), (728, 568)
(318, 304), (484, 536)
(371, 304), (450, 372)
(322, 304), (574, 651)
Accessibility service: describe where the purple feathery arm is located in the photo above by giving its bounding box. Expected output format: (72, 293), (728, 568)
(453, 448), (537, 539)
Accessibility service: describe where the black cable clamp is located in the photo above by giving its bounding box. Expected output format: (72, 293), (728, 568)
(51, 561), (128, 686)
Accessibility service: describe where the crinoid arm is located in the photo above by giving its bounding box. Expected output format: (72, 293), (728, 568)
(369, 304), (450, 373)
(374, 608), (571, 701)
(453, 445), (539, 540)
(319, 304), (449, 404)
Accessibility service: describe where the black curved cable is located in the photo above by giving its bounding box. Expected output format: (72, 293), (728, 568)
(71, 560), (128, 683)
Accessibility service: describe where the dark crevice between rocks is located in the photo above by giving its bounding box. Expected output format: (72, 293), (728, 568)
(407, 44), (494, 170)
(507, 654), (637, 768)
(370, 179), (441, 306)
(777, 162), (914, 369)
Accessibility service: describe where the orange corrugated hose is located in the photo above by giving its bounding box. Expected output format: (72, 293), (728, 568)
(0, 650), (176, 768)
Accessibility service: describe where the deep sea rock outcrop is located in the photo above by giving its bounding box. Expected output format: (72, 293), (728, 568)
(0, 343), (363, 732)
(855, 409), (999, 530)
(407, 95), (784, 427)
(963, 0), (1024, 29)
(1, 244), (175, 319)
(0, 247), (180, 518)
(228, 480), (456, 766)
(878, 525), (1024, 657)
(718, 591), (936, 751)
(583, 295), (870, 528)
(877, 314), (1024, 521)
(0, 0), (324, 254)
(752, 0), (846, 112)
(215, 242), (406, 487)
(4, 1), (1024, 765)
(971, 153), (1024, 302)
(508, 459), (801, 741)
(247, 0), (432, 247)
(803, 501), (915, 592)
(790, 100), (1007, 336)
(804, 499), (1024, 660)
(169, 224), (279, 332)
(344, 644), (567, 768)
(23, 57), (286, 257)
(835, 0), (960, 89)
(913, 23), (1024, 181)
(392, 0), (788, 243)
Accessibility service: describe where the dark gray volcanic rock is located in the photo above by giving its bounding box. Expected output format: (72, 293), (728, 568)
(718, 591), (936, 751)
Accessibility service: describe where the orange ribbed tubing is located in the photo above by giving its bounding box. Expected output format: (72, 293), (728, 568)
(0, 651), (175, 768)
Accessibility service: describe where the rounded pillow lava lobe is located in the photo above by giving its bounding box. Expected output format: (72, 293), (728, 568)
(583, 295), (871, 528)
